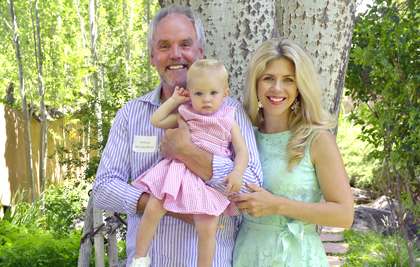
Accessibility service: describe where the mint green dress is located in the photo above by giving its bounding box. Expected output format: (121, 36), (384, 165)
(232, 128), (329, 267)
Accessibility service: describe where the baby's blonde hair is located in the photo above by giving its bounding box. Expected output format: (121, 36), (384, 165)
(243, 38), (337, 171)
(187, 59), (228, 90)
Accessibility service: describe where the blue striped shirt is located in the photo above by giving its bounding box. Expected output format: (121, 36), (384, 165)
(93, 83), (263, 267)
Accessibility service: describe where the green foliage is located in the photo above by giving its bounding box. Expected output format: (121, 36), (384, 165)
(42, 181), (88, 234)
(0, 221), (81, 267)
(345, 0), (420, 222)
(342, 229), (420, 266)
(337, 109), (382, 192)
(2, 185), (43, 228)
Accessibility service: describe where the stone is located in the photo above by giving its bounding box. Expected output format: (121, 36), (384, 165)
(351, 187), (372, 204)
(351, 205), (394, 234)
(323, 243), (348, 254)
(367, 195), (399, 210)
(321, 233), (344, 242)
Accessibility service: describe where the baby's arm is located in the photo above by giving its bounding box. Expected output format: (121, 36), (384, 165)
(150, 87), (190, 129)
(222, 120), (249, 194)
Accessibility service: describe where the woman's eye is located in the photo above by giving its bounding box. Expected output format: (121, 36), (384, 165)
(285, 78), (293, 82)
(263, 76), (273, 81)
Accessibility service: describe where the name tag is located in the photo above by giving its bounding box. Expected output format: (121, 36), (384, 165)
(133, 136), (157, 152)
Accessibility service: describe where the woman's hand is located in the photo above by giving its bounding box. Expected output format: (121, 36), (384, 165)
(228, 183), (283, 217)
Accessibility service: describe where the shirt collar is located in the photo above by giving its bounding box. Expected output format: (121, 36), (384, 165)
(150, 82), (163, 105)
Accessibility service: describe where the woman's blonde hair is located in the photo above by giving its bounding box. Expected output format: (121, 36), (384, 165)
(243, 38), (337, 171)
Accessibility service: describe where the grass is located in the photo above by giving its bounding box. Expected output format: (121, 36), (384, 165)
(341, 229), (420, 266)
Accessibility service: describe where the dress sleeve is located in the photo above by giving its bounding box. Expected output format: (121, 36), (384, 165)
(206, 103), (263, 194)
(92, 106), (143, 216)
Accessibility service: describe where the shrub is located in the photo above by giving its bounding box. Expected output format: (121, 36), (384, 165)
(342, 229), (420, 266)
(0, 221), (81, 266)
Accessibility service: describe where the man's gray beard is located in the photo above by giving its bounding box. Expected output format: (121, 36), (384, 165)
(161, 75), (187, 89)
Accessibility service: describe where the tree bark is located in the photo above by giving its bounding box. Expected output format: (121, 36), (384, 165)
(159, 1), (355, 114)
(159, 0), (278, 102)
(9, 0), (36, 203)
(275, 0), (356, 119)
(33, 0), (48, 195)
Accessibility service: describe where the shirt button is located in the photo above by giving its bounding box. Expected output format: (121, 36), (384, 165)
(155, 234), (159, 239)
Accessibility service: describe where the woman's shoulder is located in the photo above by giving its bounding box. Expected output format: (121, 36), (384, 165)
(309, 129), (338, 163)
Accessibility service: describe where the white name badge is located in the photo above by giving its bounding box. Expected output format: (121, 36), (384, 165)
(133, 136), (157, 153)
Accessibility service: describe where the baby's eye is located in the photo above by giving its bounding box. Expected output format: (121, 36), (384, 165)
(210, 91), (217, 95)
(195, 92), (202, 96)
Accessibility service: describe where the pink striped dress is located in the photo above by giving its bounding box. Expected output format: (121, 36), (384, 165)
(131, 103), (240, 216)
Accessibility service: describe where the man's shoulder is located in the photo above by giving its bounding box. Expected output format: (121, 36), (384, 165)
(120, 90), (157, 112)
(224, 96), (243, 108)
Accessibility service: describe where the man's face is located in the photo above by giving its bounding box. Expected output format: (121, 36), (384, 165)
(151, 14), (204, 91)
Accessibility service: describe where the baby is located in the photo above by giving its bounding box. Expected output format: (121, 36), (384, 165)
(130, 59), (249, 267)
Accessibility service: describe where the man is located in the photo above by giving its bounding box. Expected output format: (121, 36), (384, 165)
(93, 5), (262, 267)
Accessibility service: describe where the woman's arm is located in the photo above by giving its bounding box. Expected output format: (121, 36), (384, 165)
(229, 130), (354, 228)
(222, 121), (249, 194)
(150, 87), (190, 129)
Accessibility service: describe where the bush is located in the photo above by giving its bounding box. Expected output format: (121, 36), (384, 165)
(42, 181), (88, 234)
(342, 229), (420, 266)
(0, 221), (81, 266)
(337, 109), (382, 194)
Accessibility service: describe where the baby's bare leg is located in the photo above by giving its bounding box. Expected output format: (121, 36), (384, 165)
(135, 195), (166, 258)
(193, 214), (219, 267)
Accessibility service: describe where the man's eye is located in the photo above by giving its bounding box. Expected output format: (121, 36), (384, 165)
(181, 43), (190, 47)
(160, 44), (169, 49)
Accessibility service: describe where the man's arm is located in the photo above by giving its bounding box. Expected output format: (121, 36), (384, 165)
(92, 107), (143, 216)
(160, 99), (263, 194)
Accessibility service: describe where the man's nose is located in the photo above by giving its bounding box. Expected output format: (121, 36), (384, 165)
(170, 46), (181, 59)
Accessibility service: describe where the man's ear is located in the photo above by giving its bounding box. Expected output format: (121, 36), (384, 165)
(223, 88), (230, 101)
(198, 45), (205, 60)
(150, 51), (156, 67)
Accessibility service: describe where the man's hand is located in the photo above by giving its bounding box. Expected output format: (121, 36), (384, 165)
(160, 116), (191, 160)
(222, 170), (243, 194)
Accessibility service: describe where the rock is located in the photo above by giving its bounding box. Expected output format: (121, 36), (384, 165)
(351, 187), (372, 204)
(351, 205), (394, 234)
(368, 195), (399, 210)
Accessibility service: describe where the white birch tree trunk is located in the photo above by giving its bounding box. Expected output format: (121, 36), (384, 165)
(159, 0), (355, 114)
(275, 0), (356, 119)
(33, 1), (47, 194)
(159, 0), (278, 102)
(9, 0), (36, 203)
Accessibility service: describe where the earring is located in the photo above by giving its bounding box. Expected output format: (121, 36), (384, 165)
(258, 101), (263, 109)
(291, 97), (300, 114)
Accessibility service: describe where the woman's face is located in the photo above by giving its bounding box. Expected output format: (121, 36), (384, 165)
(257, 58), (299, 124)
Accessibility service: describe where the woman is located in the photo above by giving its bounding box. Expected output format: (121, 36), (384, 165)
(229, 38), (354, 267)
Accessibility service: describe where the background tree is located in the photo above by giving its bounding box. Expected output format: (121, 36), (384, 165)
(345, 0), (419, 265)
(159, 0), (356, 122)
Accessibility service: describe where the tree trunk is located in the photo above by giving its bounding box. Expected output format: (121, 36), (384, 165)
(159, 0), (278, 102)
(33, 0), (48, 195)
(275, 0), (356, 119)
(10, 0), (36, 203)
(159, 0), (355, 114)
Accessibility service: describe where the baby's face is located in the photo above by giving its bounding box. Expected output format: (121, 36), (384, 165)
(188, 75), (229, 115)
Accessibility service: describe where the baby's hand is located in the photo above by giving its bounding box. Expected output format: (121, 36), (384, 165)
(222, 171), (243, 194)
(172, 86), (190, 104)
